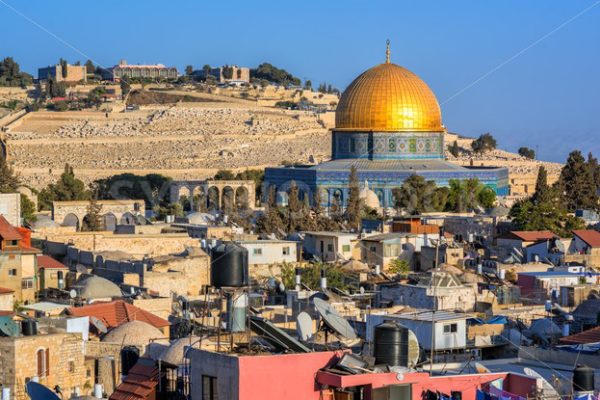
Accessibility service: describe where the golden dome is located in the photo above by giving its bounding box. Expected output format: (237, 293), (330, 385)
(336, 54), (443, 132)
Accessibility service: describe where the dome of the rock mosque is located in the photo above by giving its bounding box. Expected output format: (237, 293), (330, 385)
(335, 43), (442, 132)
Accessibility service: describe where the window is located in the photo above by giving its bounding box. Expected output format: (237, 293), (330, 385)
(443, 323), (458, 334)
(68, 361), (75, 373)
(22, 278), (34, 289)
(37, 348), (49, 377)
(342, 245), (351, 252)
(202, 375), (218, 400)
(8, 269), (17, 276)
(327, 244), (333, 252)
(282, 246), (290, 256)
(252, 248), (262, 255)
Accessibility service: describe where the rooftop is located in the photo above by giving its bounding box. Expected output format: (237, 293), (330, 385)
(66, 300), (169, 329)
(572, 229), (600, 248)
(37, 255), (67, 269)
(504, 231), (556, 242)
(0, 215), (22, 241)
(560, 326), (600, 345)
(393, 310), (470, 322)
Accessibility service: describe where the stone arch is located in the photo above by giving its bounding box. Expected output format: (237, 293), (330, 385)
(120, 212), (135, 225)
(62, 213), (80, 230)
(177, 185), (190, 199)
(235, 186), (249, 210)
(103, 213), (117, 231)
(221, 186), (235, 213)
(207, 186), (220, 211)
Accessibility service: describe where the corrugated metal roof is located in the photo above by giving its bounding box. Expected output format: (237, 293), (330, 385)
(560, 326), (600, 345)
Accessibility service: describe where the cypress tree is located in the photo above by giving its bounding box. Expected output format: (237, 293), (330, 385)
(346, 166), (362, 231)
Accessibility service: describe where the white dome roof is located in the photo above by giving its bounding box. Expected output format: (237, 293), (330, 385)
(74, 275), (122, 300)
(360, 181), (380, 209)
(159, 336), (202, 365)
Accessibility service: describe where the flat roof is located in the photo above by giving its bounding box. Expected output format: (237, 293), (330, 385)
(391, 310), (471, 322)
(303, 231), (357, 238)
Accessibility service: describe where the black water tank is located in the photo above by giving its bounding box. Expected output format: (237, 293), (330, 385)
(373, 321), (409, 367)
(210, 242), (248, 288)
(121, 346), (140, 376)
(573, 365), (594, 393)
(21, 320), (37, 336)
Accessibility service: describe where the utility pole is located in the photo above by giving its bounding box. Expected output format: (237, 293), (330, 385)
(430, 226), (444, 374)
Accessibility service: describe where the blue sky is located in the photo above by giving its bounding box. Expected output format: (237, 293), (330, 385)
(1, 0), (599, 162)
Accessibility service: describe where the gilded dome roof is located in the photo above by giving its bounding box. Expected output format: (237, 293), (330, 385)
(335, 53), (442, 132)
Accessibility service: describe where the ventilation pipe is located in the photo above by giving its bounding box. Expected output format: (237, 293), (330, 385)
(320, 269), (327, 291)
(295, 268), (302, 291)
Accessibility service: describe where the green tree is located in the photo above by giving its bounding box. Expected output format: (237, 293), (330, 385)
(94, 173), (171, 208)
(393, 174), (437, 214)
(532, 165), (551, 204)
(432, 187), (450, 212)
(388, 258), (410, 277)
(202, 64), (212, 81)
(153, 202), (183, 220)
(59, 58), (68, 79)
(46, 77), (66, 98)
(185, 65), (194, 76)
(0, 57), (33, 87)
(287, 181), (302, 232)
(559, 150), (597, 211)
(213, 169), (235, 180)
(251, 62), (301, 86)
(222, 65), (234, 80)
(0, 155), (19, 193)
(448, 141), (460, 157)
(345, 166), (362, 230)
(82, 197), (103, 231)
(304, 80), (312, 90)
(281, 262), (346, 291)
(38, 164), (90, 210)
(471, 133), (497, 154)
(20, 195), (37, 223)
(518, 147), (536, 159)
(446, 179), (491, 212)
(84, 60), (95, 74)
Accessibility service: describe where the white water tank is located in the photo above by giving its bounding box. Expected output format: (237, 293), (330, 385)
(499, 269), (506, 280)
(2, 388), (10, 400)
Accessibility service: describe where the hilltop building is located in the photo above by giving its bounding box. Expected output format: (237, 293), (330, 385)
(100, 59), (178, 81)
(38, 63), (87, 83)
(264, 42), (509, 211)
(193, 65), (250, 83)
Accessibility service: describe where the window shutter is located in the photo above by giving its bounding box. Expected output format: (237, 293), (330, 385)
(37, 350), (44, 377)
(45, 348), (50, 376)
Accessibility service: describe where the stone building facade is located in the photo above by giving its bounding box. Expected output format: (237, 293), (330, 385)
(38, 64), (87, 83)
(170, 179), (256, 211)
(0, 333), (88, 400)
(52, 199), (145, 231)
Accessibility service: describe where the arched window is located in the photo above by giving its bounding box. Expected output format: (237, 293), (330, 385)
(37, 348), (49, 377)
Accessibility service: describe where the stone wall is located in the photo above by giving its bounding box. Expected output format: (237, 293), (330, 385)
(0, 333), (88, 400)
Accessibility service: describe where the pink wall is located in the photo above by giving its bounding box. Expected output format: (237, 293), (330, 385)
(238, 350), (342, 400)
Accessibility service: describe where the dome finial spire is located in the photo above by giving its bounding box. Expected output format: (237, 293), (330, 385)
(385, 39), (391, 63)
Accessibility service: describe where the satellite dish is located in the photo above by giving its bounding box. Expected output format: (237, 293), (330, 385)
(313, 298), (357, 340)
(407, 329), (420, 367)
(0, 316), (19, 337)
(524, 367), (560, 398)
(69, 289), (77, 299)
(296, 312), (314, 342)
(89, 316), (108, 334)
(25, 381), (61, 400)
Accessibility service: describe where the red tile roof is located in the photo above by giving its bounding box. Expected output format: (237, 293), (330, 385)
(559, 326), (600, 345)
(66, 300), (169, 329)
(507, 231), (556, 242)
(0, 287), (15, 295)
(37, 255), (67, 269)
(109, 362), (159, 400)
(572, 230), (600, 248)
(0, 215), (22, 241)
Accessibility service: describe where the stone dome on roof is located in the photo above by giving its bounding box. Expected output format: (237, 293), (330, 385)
(341, 258), (369, 272)
(102, 321), (166, 347)
(335, 42), (442, 132)
(159, 336), (202, 365)
(360, 181), (380, 209)
(74, 275), (122, 300)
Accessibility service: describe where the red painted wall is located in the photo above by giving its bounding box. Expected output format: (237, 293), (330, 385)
(238, 350), (342, 400)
